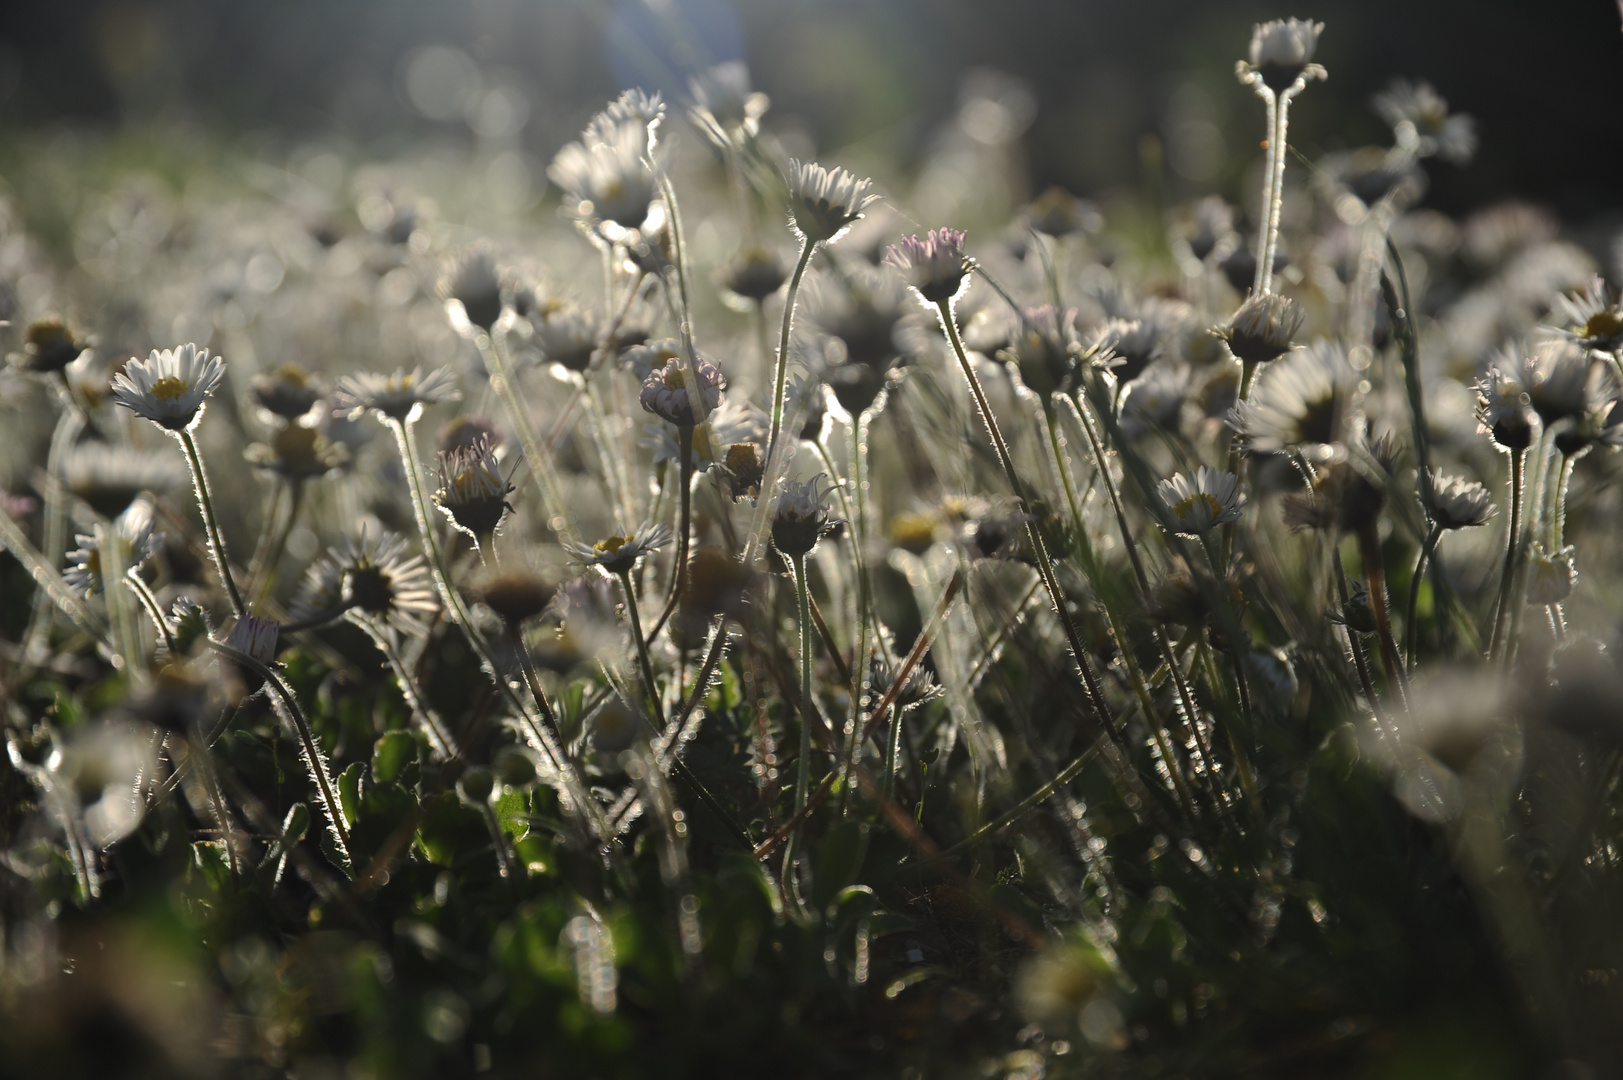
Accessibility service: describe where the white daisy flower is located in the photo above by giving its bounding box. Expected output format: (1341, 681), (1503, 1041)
(1230, 340), (1352, 455)
(1157, 467), (1246, 535)
(1426, 470), (1497, 530)
(63, 498), (158, 596)
(565, 522), (673, 576)
(224, 611), (280, 666)
(1247, 18), (1324, 92)
(639, 355), (725, 427)
(884, 228), (969, 304)
(786, 159), (879, 245)
(332, 366), (461, 422)
(1546, 275), (1623, 353)
(1371, 79), (1477, 165)
(530, 298), (602, 373)
(1524, 543), (1576, 606)
(771, 473), (841, 556)
(434, 436), (515, 540)
(548, 93), (662, 230)
(291, 524), (438, 636)
(1215, 292), (1303, 367)
(111, 343), (226, 432)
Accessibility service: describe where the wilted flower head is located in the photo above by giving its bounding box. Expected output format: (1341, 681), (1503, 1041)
(1547, 275), (1623, 353)
(333, 365), (460, 422)
(786, 159), (878, 245)
(640, 356), (725, 427)
(885, 228), (969, 304)
(548, 91), (663, 230)
(251, 362), (325, 421)
(566, 522), (673, 575)
(1215, 292), (1303, 366)
(1090, 318), (1162, 385)
(443, 249), (503, 332)
(1158, 467), (1246, 535)
(720, 441), (765, 502)
(1427, 470), (1497, 530)
(112, 343), (226, 432)
(771, 474), (841, 557)
(718, 245), (788, 302)
(1247, 18), (1325, 92)
(1525, 543), (1576, 606)
(64, 498), (158, 596)
(64, 441), (185, 519)
(15, 318), (88, 374)
(434, 436), (515, 540)
(1372, 79), (1477, 165)
(293, 525), (438, 636)
(530, 298), (601, 373)
(1231, 340), (1352, 455)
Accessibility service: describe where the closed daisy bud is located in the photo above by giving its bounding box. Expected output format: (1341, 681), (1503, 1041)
(1525, 544), (1576, 606)
(222, 611), (280, 698)
(1157, 467), (1246, 535)
(884, 228), (969, 304)
(1247, 18), (1324, 93)
(251, 362), (325, 421)
(786, 159), (878, 245)
(433, 436), (516, 541)
(640, 356), (725, 428)
(718, 245), (788, 301)
(1215, 292), (1303, 366)
(770, 474), (840, 557)
(566, 522), (673, 576)
(111, 343), (227, 432)
(1426, 470), (1496, 530)
(17, 318), (88, 374)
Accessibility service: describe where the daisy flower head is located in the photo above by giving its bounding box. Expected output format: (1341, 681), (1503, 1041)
(15, 318), (88, 374)
(566, 522), (674, 576)
(1215, 291), (1303, 367)
(1120, 363), (1190, 441)
(885, 228), (969, 305)
(1547, 275), (1623, 354)
(245, 424), (348, 481)
(688, 61), (769, 146)
(333, 365), (460, 423)
(442, 249), (504, 333)
(251, 363), (325, 422)
(1158, 467), (1246, 535)
(64, 498), (158, 597)
(112, 343), (226, 432)
(1246, 18), (1325, 92)
(477, 570), (556, 628)
(1520, 338), (1602, 427)
(1024, 187), (1101, 239)
(786, 159), (879, 246)
(770, 473), (841, 557)
(1426, 470), (1496, 530)
(433, 436), (516, 541)
(1371, 79), (1477, 165)
(640, 355), (725, 428)
(1473, 351), (1536, 452)
(292, 525), (438, 636)
(1001, 305), (1077, 399)
(1231, 339), (1352, 457)
(1525, 543), (1576, 606)
(530, 298), (601, 373)
(718, 245), (789, 303)
(1090, 317), (1163, 385)
(548, 93), (662, 231)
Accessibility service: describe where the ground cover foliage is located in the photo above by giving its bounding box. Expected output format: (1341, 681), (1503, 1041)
(1, 14), (1622, 1079)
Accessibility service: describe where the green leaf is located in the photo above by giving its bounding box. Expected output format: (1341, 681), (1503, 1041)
(415, 791), (487, 868)
(350, 781), (419, 864)
(337, 760), (365, 828)
(372, 730), (417, 786)
(812, 820), (867, 912)
(494, 787), (529, 840)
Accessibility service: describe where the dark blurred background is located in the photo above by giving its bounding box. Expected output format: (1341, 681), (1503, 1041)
(0, 0), (1619, 219)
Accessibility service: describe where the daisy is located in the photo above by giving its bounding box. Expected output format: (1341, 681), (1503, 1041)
(1247, 18), (1324, 92)
(332, 365), (460, 422)
(1524, 543), (1576, 606)
(1215, 292), (1303, 366)
(640, 355), (725, 428)
(111, 343), (226, 432)
(885, 228), (969, 304)
(1158, 467), (1246, 535)
(433, 436), (515, 540)
(548, 93), (662, 230)
(530, 298), (601, 373)
(64, 498), (157, 597)
(1230, 340), (1351, 454)
(771, 474), (841, 557)
(565, 522), (673, 576)
(291, 525), (438, 636)
(1547, 276), (1623, 353)
(250, 363), (325, 421)
(1427, 471), (1497, 530)
(786, 159), (879, 245)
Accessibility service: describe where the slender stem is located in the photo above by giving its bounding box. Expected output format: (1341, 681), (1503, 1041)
(24, 401), (83, 661)
(1359, 525), (1410, 710)
(1258, 92), (1291, 296)
(1333, 545), (1390, 732)
(933, 739), (1106, 861)
(124, 569), (176, 655)
(850, 412), (876, 807)
(934, 299), (1116, 736)
(792, 553), (814, 833)
(1405, 525), (1443, 671)
(479, 322), (571, 540)
(1551, 453), (1575, 549)
(1252, 89), (1279, 296)
(767, 237), (815, 462)
(178, 428), (246, 617)
(1489, 447), (1526, 662)
(350, 612), (458, 760)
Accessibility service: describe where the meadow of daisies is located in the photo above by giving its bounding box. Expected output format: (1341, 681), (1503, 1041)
(1, 14), (1621, 1078)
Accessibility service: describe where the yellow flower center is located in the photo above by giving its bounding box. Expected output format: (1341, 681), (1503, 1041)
(662, 366), (689, 390)
(1174, 493), (1222, 522)
(1586, 310), (1623, 339)
(149, 376), (191, 402)
(594, 535), (630, 556)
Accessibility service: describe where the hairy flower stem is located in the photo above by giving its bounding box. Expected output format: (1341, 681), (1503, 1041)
(207, 638), (351, 868)
(790, 553), (815, 854)
(24, 401), (83, 661)
(178, 428), (247, 618)
(250, 480), (305, 606)
(124, 569), (176, 655)
(1252, 91), (1279, 295)
(1404, 524), (1443, 671)
(934, 299), (1116, 737)
(1357, 526), (1410, 711)
(1488, 446), (1526, 662)
(351, 612), (458, 760)
(1332, 546), (1392, 735)
(652, 427), (695, 642)
(849, 412), (877, 808)
(766, 237), (815, 463)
